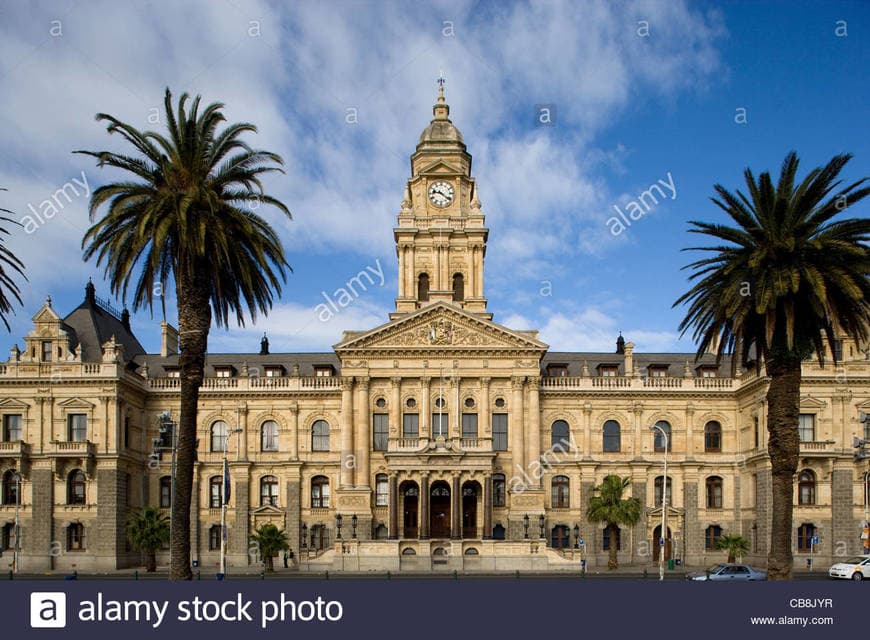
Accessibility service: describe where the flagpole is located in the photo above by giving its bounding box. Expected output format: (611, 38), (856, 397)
(220, 450), (228, 576)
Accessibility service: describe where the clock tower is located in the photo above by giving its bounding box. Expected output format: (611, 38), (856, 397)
(392, 82), (490, 319)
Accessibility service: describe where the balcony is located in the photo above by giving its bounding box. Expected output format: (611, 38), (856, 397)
(541, 375), (739, 392)
(389, 438), (422, 451)
(799, 440), (836, 454)
(51, 440), (96, 457)
(0, 441), (31, 457)
(147, 375), (341, 393)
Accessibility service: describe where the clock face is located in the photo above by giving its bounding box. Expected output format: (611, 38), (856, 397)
(428, 181), (454, 207)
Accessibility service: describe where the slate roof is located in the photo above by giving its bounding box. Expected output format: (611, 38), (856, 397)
(134, 352), (341, 377)
(63, 282), (146, 363)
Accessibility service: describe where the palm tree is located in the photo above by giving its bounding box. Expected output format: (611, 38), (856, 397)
(250, 523), (289, 572)
(675, 151), (870, 580)
(127, 506), (170, 572)
(76, 89), (292, 580)
(586, 474), (642, 569)
(716, 533), (750, 563)
(0, 189), (26, 330)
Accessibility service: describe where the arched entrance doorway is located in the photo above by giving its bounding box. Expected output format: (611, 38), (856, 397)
(462, 482), (480, 538)
(551, 525), (570, 550)
(401, 481), (419, 539)
(653, 525), (672, 561)
(430, 481), (451, 538)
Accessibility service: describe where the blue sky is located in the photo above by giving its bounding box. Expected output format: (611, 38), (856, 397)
(0, 0), (867, 356)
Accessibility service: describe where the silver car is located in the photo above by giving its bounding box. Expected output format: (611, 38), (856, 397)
(686, 563), (768, 581)
(828, 555), (870, 580)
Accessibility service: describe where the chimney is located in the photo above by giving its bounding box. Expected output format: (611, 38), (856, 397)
(616, 332), (625, 354)
(161, 321), (179, 357)
(624, 341), (634, 376)
(260, 332), (270, 355)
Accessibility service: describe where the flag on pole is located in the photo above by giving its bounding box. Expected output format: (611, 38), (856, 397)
(223, 458), (231, 505)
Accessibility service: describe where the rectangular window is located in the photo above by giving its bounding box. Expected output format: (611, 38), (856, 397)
(314, 366), (334, 377)
(373, 413), (389, 451)
(599, 366), (618, 377)
(160, 479), (171, 508)
(461, 413), (478, 438)
(2, 414), (22, 441)
(68, 414), (87, 442)
(214, 368), (232, 378)
(492, 413), (508, 451)
(375, 477), (388, 507)
(165, 368), (181, 378)
(41, 341), (52, 362)
(265, 367), (283, 378)
(700, 367), (718, 378)
(649, 367), (667, 378)
(431, 413), (448, 438)
(402, 414), (419, 438)
(67, 524), (84, 551)
(832, 340), (843, 361)
(493, 476), (506, 507)
(546, 364), (568, 377)
(798, 414), (815, 442)
(209, 526), (222, 551)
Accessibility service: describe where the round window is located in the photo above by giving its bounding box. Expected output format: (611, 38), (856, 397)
(435, 397), (446, 408)
(464, 397), (475, 408)
(375, 397), (386, 409)
(406, 398), (417, 409)
(494, 398), (506, 408)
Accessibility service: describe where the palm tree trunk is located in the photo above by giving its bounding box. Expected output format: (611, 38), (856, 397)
(170, 270), (212, 581)
(146, 550), (157, 573)
(265, 555), (274, 572)
(607, 524), (618, 569)
(765, 357), (802, 581)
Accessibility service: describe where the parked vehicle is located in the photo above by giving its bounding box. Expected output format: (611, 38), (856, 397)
(686, 563), (767, 581)
(828, 555), (870, 580)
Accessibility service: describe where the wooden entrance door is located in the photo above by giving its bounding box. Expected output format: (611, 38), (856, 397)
(402, 484), (418, 539)
(462, 484), (479, 538)
(430, 482), (451, 538)
(653, 525), (672, 561)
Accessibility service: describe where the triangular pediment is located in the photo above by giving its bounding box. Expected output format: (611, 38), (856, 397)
(335, 302), (547, 353)
(416, 159), (462, 176)
(0, 398), (28, 409)
(57, 397), (95, 410)
(32, 303), (62, 324)
(800, 395), (827, 410)
(251, 504), (284, 516)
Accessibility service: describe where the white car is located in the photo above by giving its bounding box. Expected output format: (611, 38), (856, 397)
(828, 555), (870, 580)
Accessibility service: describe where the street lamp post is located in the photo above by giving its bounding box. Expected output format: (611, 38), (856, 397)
(864, 471), (870, 554)
(650, 423), (669, 582)
(220, 427), (243, 577)
(11, 471), (21, 574)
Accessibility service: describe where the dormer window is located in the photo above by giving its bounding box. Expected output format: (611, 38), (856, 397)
(648, 366), (668, 378)
(214, 367), (234, 378)
(698, 366), (718, 378)
(546, 364), (568, 377)
(42, 341), (52, 362)
(164, 367), (180, 378)
(314, 365), (335, 377)
(264, 366), (284, 378)
(597, 365), (618, 377)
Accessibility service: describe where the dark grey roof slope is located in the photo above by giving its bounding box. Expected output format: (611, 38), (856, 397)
(541, 351), (735, 377)
(63, 282), (145, 363)
(135, 352), (340, 377)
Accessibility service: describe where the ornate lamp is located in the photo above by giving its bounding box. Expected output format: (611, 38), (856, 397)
(336, 514), (343, 540)
(523, 514), (530, 539)
(573, 524), (580, 548)
(538, 514), (545, 538)
(351, 514), (358, 539)
(301, 523), (308, 549)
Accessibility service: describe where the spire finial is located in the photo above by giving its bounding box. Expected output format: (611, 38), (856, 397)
(437, 70), (446, 103)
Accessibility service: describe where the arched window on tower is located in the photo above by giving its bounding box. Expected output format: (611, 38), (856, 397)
(418, 273), (430, 302)
(452, 273), (464, 302)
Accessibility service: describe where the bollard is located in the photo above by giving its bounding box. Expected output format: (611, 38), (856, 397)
(260, 570), (265, 580)
(196, 571), (201, 581)
(134, 570), (138, 581)
(643, 568), (648, 580)
(7, 570), (12, 581)
(325, 570), (329, 580)
(386, 571), (391, 580)
(452, 570), (458, 580)
(515, 570), (520, 579)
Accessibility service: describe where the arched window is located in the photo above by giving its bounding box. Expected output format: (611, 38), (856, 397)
(797, 522), (816, 552)
(603, 420), (621, 452)
(375, 474), (389, 507)
(654, 476), (671, 507)
(551, 475), (570, 508)
(67, 522), (84, 551)
(261, 420), (278, 452)
(704, 421), (722, 452)
(67, 469), (86, 505)
(452, 273), (464, 302)
(551, 420), (570, 450)
(259, 475), (279, 506)
(798, 470), (816, 505)
(653, 420), (671, 452)
(311, 476), (330, 508)
(705, 525), (723, 550)
(209, 476), (224, 508)
(603, 526), (621, 551)
(417, 273), (430, 302)
(159, 476), (172, 508)
(311, 420), (330, 451)
(492, 474), (506, 507)
(1, 470), (18, 505)
(209, 524), (222, 550)
(706, 476), (723, 509)
(210, 420), (228, 452)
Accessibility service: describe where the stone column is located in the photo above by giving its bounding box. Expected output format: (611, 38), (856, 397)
(440, 245), (449, 291)
(451, 474), (461, 539)
(511, 377), (526, 475)
(408, 245), (415, 298)
(285, 478), (301, 560)
(632, 403), (644, 457)
(479, 377), (491, 436)
(526, 377), (541, 486)
(388, 474), (399, 539)
(229, 476), (250, 565)
(238, 405), (248, 461)
(340, 378), (354, 488)
(474, 246), (484, 298)
(355, 377), (371, 487)
(831, 467), (854, 564)
(483, 474), (493, 539)
(397, 244), (406, 298)
(450, 375), (460, 439)
(468, 246), (476, 300)
(685, 403), (695, 457)
(683, 478), (699, 564)
(26, 466), (53, 571)
(95, 468), (122, 569)
(420, 377), (431, 439)
(289, 403), (299, 460)
(434, 244), (442, 290)
(583, 402), (592, 457)
(420, 474), (430, 539)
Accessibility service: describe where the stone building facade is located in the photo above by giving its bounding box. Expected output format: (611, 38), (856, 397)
(1, 89), (868, 573)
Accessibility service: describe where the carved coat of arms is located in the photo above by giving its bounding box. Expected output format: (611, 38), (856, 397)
(428, 320), (454, 345)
